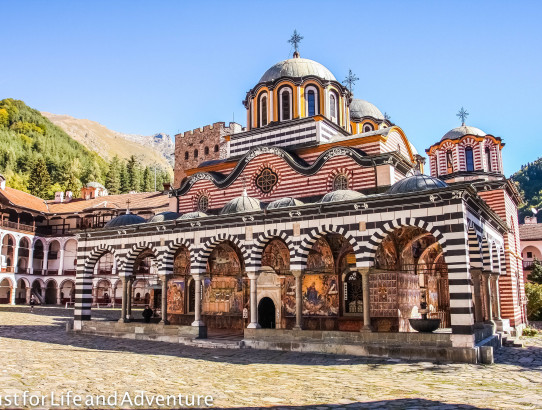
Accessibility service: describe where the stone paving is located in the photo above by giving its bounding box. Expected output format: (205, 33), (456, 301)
(0, 306), (541, 409)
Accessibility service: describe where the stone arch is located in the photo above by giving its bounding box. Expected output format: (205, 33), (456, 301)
(467, 226), (483, 270)
(295, 224), (362, 270)
(31, 277), (45, 289)
(17, 277), (30, 288)
(59, 278), (75, 289)
(121, 241), (159, 276)
(366, 218), (446, 266)
(158, 238), (194, 276)
(83, 245), (118, 275)
(248, 229), (295, 272)
(193, 233), (249, 273)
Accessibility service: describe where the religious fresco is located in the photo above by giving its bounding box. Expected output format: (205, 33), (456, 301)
(281, 275), (296, 316)
(167, 277), (185, 314)
(173, 247), (190, 275)
(261, 239), (290, 273)
(306, 237), (334, 273)
(207, 242), (243, 276)
(202, 276), (247, 314)
(302, 274), (339, 316)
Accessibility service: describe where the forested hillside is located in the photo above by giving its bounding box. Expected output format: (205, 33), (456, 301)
(511, 157), (542, 222)
(0, 98), (171, 199)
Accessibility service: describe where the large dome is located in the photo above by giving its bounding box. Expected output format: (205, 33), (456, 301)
(350, 99), (384, 121)
(387, 174), (448, 195)
(441, 125), (487, 141)
(104, 213), (146, 228)
(259, 57), (336, 83)
(147, 211), (181, 223)
(220, 192), (261, 215)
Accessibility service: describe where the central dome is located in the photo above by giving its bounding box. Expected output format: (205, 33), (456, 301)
(441, 125), (486, 141)
(259, 57), (336, 83)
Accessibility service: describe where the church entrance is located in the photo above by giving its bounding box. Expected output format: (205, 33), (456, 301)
(258, 297), (275, 329)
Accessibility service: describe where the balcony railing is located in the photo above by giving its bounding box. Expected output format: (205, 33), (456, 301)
(1, 220), (35, 233)
(523, 261), (536, 270)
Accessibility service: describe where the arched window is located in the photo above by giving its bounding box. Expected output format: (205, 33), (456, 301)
(198, 195), (209, 212)
(184, 151), (189, 160)
(333, 174), (349, 191)
(305, 86), (318, 117)
(446, 150), (454, 174)
(465, 147), (474, 171)
(214, 144), (219, 153)
(485, 147), (492, 172)
(279, 87), (292, 121)
(329, 93), (338, 123)
(363, 123), (374, 133)
(194, 149), (199, 159)
(204, 146), (209, 156)
(259, 94), (268, 127)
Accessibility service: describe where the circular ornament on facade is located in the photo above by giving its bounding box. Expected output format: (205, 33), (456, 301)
(197, 195), (209, 212)
(255, 167), (278, 194)
(333, 174), (349, 191)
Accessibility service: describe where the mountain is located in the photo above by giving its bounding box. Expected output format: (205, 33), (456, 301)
(42, 112), (174, 172)
(511, 157), (542, 223)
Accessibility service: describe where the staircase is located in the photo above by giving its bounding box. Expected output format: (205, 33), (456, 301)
(31, 290), (45, 304)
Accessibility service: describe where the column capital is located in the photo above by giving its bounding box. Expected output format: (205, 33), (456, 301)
(190, 273), (204, 281)
(470, 268), (483, 276)
(356, 267), (372, 275)
(482, 271), (492, 278)
(247, 272), (260, 280)
(291, 270), (303, 278)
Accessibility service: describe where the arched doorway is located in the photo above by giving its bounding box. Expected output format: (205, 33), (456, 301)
(32, 279), (44, 303)
(17, 237), (31, 274)
(45, 281), (57, 304)
(16, 278), (29, 304)
(33, 240), (45, 275)
(0, 278), (13, 303)
(258, 297), (276, 328)
(60, 280), (75, 304)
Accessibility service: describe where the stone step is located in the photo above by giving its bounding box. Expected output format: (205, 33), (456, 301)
(503, 338), (523, 348)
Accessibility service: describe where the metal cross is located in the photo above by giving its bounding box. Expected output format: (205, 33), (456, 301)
(384, 112), (391, 121)
(288, 30), (303, 53)
(343, 69), (359, 93)
(126, 199), (131, 213)
(456, 107), (469, 125)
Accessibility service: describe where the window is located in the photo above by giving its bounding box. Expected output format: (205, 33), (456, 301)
(363, 123), (374, 133)
(465, 147), (474, 171)
(184, 151), (189, 160)
(330, 93), (338, 122)
(485, 147), (492, 172)
(333, 174), (349, 191)
(305, 86), (318, 117)
(527, 251), (533, 259)
(214, 144), (219, 153)
(279, 88), (292, 121)
(259, 94), (268, 127)
(446, 150), (454, 174)
(194, 149), (198, 159)
(344, 271), (363, 314)
(255, 167), (278, 193)
(204, 146), (209, 155)
(197, 195), (209, 212)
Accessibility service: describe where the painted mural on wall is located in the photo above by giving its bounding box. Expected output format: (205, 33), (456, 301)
(167, 278), (185, 314)
(173, 247), (190, 275)
(306, 237), (334, 273)
(302, 274), (339, 316)
(207, 242), (243, 276)
(281, 275), (296, 316)
(261, 239), (290, 273)
(202, 276), (247, 314)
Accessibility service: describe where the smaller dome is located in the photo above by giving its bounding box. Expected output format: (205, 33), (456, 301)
(177, 211), (208, 220)
(104, 213), (146, 228)
(147, 211), (181, 223)
(320, 190), (364, 203)
(441, 125), (486, 141)
(259, 57), (336, 83)
(220, 192), (261, 215)
(350, 99), (384, 121)
(387, 174), (448, 195)
(267, 197), (304, 210)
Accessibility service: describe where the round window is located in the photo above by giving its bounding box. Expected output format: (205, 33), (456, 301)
(333, 174), (349, 191)
(198, 195), (209, 212)
(256, 168), (278, 193)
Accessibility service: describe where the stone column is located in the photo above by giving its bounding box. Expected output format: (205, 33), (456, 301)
(92, 286), (98, 305)
(119, 277), (128, 323)
(360, 269), (372, 332)
(191, 274), (205, 327)
(58, 247), (65, 276)
(482, 272), (495, 328)
(13, 244), (19, 273)
(292, 270), (303, 330)
(491, 274), (502, 321)
(247, 271), (261, 329)
(25, 288), (31, 304)
(160, 275), (169, 325)
(471, 269), (484, 328)
(126, 277), (133, 321)
(56, 287), (61, 305)
(42, 243), (49, 274)
(28, 245), (34, 275)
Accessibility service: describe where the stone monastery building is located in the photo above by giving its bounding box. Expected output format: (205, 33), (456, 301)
(0, 47), (526, 363)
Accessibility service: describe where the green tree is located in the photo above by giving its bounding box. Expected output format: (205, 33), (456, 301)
(525, 282), (542, 320)
(65, 172), (82, 196)
(142, 166), (153, 192)
(105, 156), (121, 194)
(0, 108), (8, 128)
(528, 260), (542, 284)
(126, 155), (140, 192)
(119, 161), (129, 193)
(27, 157), (51, 199)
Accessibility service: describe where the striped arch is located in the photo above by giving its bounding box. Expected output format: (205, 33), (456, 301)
(247, 229), (296, 272)
(121, 241), (159, 276)
(158, 238), (194, 276)
(499, 246), (506, 275)
(481, 237), (492, 272)
(193, 233), (249, 274)
(294, 224), (362, 270)
(468, 227), (483, 270)
(366, 218), (446, 266)
(82, 244), (117, 276)
(491, 242), (500, 274)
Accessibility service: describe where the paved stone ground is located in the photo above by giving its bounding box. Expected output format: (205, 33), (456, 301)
(0, 306), (541, 409)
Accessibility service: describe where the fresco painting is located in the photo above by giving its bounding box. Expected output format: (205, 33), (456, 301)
(302, 274), (339, 316)
(167, 278), (185, 314)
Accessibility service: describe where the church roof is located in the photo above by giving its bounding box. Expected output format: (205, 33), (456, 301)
(320, 190), (364, 203)
(104, 213), (146, 228)
(0, 186), (49, 213)
(259, 57), (336, 83)
(177, 211), (208, 220)
(267, 197), (304, 210)
(350, 99), (385, 121)
(441, 125), (487, 141)
(147, 211), (181, 223)
(220, 192), (261, 215)
(387, 174), (448, 195)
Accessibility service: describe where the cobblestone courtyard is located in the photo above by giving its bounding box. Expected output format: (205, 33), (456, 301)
(0, 306), (540, 409)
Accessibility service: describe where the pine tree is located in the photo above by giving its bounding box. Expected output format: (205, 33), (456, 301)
(105, 156), (121, 194)
(142, 166), (153, 192)
(126, 155), (140, 192)
(528, 260), (542, 284)
(120, 161), (129, 194)
(28, 157), (51, 199)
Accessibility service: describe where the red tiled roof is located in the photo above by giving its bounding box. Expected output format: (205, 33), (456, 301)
(0, 187), (49, 213)
(519, 223), (542, 241)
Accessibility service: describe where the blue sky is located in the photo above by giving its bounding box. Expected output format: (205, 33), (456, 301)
(2, 0), (541, 176)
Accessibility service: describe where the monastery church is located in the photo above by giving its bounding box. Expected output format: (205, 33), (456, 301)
(0, 37), (526, 363)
